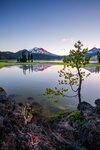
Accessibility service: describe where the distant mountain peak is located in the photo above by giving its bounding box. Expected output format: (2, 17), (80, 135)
(88, 47), (100, 53)
(92, 47), (97, 49)
(85, 47), (100, 59)
(29, 47), (57, 56)
(90, 47), (99, 51)
(0, 46), (64, 60)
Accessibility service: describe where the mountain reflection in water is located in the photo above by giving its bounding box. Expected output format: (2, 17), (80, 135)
(19, 64), (52, 75)
(0, 64), (100, 115)
(85, 66), (100, 73)
(17, 64), (100, 75)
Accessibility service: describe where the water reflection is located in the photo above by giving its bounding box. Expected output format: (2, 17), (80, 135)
(0, 64), (100, 114)
(62, 65), (100, 74)
(85, 66), (100, 73)
(19, 64), (52, 75)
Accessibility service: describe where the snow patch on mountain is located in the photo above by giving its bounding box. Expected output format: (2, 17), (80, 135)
(87, 47), (100, 54)
(29, 47), (56, 56)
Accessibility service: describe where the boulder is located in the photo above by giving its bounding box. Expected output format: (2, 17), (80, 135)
(95, 99), (100, 114)
(77, 101), (93, 111)
(30, 102), (43, 112)
(79, 120), (100, 150)
(0, 103), (6, 116)
(0, 87), (8, 101)
(26, 123), (42, 133)
(0, 133), (17, 150)
(0, 116), (4, 128)
(0, 87), (100, 150)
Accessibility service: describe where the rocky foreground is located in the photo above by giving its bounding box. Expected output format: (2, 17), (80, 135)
(0, 87), (100, 150)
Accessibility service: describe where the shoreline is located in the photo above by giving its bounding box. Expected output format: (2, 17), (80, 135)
(0, 87), (100, 150)
(0, 60), (100, 68)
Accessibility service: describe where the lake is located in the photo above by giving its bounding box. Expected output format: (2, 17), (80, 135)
(0, 64), (100, 115)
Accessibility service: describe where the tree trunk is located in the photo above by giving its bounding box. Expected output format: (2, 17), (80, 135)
(78, 75), (82, 104)
(77, 66), (83, 114)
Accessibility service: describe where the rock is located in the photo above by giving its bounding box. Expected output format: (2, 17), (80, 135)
(77, 101), (93, 111)
(0, 87), (8, 101)
(26, 114), (33, 123)
(30, 102), (43, 112)
(0, 87), (100, 150)
(3, 116), (13, 133)
(16, 140), (29, 150)
(95, 99), (100, 114)
(95, 99), (100, 105)
(0, 133), (17, 150)
(0, 103), (6, 116)
(79, 120), (100, 150)
(33, 142), (56, 150)
(27, 97), (34, 100)
(0, 116), (4, 128)
(26, 123), (42, 133)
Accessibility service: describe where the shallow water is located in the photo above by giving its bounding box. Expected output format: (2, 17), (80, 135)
(0, 64), (100, 115)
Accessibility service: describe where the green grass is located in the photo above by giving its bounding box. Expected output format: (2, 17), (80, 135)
(69, 111), (87, 126)
(0, 60), (100, 68)
(0, 62), (10, 68)
(86, 63), (100, 67)
(0, 60), (64, 68)
(48, 111), (69, 122)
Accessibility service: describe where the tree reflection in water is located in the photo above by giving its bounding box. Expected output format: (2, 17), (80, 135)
(85, 66), (100, 74)
(95, 66), (100, 73)
(19, 64), (52, 75)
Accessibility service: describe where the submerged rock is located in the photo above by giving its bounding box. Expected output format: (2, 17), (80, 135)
(30, 102), (43, 112)
(27, 97), (34, 100)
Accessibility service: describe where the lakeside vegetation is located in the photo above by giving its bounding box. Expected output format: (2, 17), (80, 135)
(0, 61), (63, 68)
(0, 60), (100, 68)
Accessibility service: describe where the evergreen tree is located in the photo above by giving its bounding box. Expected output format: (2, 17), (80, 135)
(20, 51), (27, 62)
(17, 57), (20, 62)
(45, 41), (91, 113)
(97, 51), (100, 63)
(0, 52), (1, 59)
(28, 53), (31, 62)
(31, 53), (33, 62)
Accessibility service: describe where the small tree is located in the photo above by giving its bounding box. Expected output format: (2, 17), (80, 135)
(17, 57), (20, 62)
(97, 51), (100, 63)
(31, 53), (33, 62)
(45, 41), (91, 113)
(28, 53), (31, 62)
(0, 52), (2, 59)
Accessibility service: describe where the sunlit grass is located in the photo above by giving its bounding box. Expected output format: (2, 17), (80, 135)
(0, 61), (64, 68)
(0, 60), (100, 68)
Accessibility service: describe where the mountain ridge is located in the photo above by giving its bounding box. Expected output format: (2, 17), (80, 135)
(0, 47), (62, 60)
(0, 47), (100, 60)
(29, 47), (57, 56)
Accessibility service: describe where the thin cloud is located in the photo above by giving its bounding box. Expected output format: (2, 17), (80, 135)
(53, 49), (68, 55)
(61, 38), (74, 43)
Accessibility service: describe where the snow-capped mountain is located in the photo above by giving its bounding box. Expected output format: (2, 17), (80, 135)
(86, 47), (100, 57)
(0, 47), (63, 60)
(29, 47), (56, 56)
(1, 46), (100, 60)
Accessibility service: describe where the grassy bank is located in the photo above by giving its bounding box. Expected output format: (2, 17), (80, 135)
(0, 60), (100, 68)
(86, 63), (100, 67)
(0, 61), (64, 68)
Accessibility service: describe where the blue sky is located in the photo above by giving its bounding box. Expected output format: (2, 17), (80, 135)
(0, 0), (100, 55)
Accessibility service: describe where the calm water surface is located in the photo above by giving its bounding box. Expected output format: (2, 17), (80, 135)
(0, 64), (100, 115)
